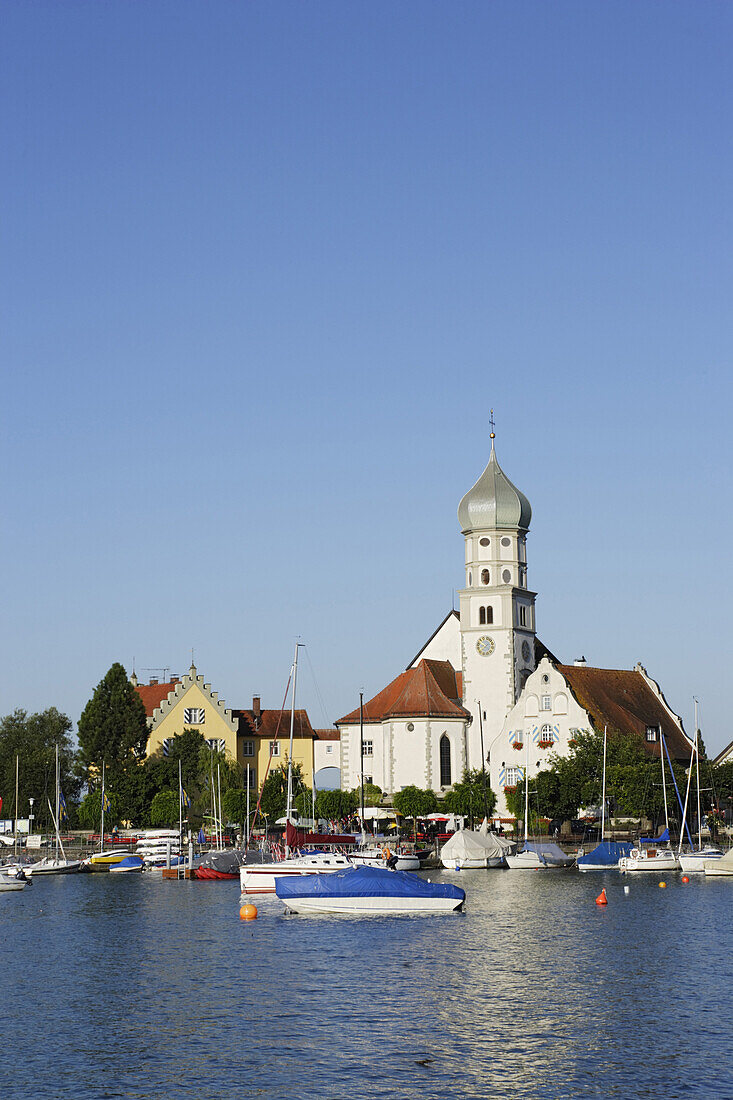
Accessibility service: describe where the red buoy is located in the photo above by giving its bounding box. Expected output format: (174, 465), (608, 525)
(595, 888), (608, 906)
(681, 875), (690, 884)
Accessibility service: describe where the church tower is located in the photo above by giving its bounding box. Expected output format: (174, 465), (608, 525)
(457, 422), (537, 771)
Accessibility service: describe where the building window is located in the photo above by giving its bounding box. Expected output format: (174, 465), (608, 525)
(364, 776), (373, 786)
(205, 738), (225, 753)
(162, 738), (171, 757)
(269, 741), (280, 756)
(646, 726), (659, 742)
(481, 569), (490, 585)
(501, 537), (511, 547)
(519, 568), (527, 588)
(362, 740), (373, 757)
(184, 707), (205, 725)
(242, 740), (255, 757)
(505, 766), (522, 787)
(479, 537), (490, 547)
(406, 723), (414, 732)
(518, 606), (528, 627)
(541, 696), (551, 711)
(468, 571), (473, 586)
(440, 735), (452, 787)
(326, 744), (333, 754)
(502, 569), (512, 583)
(479, 605), (493, 625)
(246, 769), (257, 788)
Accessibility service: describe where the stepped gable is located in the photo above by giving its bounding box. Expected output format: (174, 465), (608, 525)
(234, 708), (316, 740)
(558, 664), (691, 761)
(336, 659), (469, 725)
(135, 680), (179, 718)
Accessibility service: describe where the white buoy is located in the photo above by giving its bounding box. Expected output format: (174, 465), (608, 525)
(623, 885), (630, 895)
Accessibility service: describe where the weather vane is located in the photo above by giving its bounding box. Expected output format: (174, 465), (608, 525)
(489, 408), (495, 440)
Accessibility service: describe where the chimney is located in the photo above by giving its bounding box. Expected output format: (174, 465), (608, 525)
(253, 695), (261, 718)
(149, 677), (158, 685)
(573, 657), (587, 667)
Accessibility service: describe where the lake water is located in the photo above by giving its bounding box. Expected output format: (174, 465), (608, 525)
(1, 868), (730, 1099)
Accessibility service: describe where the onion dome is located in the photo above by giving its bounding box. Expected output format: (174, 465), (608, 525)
(458, 441), (531, 533)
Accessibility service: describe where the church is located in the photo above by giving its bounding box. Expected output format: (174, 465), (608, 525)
(336, 425), (692, 817)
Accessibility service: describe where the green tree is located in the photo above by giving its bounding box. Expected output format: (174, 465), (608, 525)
(150, 790), (179, 826)
(443, 769), (497, 824)
(393, 786), (438, 837)
(258, 762), (306, 821)
(352, 782), (383, 808)
(0, 708), (80, 827)
(78, 788), (121, 831)
(78, 664), (148, 777)
(316, 788), (358, 820)
(222, 787), (250, 835)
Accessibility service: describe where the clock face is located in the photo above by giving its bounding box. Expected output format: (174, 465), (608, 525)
(521, 640), (531, 661)
(476, 635), (495, 657)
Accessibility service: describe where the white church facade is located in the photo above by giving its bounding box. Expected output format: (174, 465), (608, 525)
(336, 427), (692, 815)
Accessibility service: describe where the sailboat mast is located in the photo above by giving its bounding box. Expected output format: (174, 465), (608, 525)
(523, 733), (530, 845)
(100, 761), (105, 854)
(285, 641), (300, 855)
(359, 691), (365, 842)
(600, 727), (607, 844)
(694, 698), (702, 850)
(660, 727), (670, 834)
(14, 755), (19, 860)
(55, 744), (61, 862)
(217, 763), (223, 851)
(678, 729), (695, 856)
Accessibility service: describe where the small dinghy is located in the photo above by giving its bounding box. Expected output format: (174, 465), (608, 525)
(276, 865), (465, 915)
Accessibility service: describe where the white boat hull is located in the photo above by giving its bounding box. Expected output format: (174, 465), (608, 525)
(27, 858), (82, 875)
(506, 850), (572, 869)
(618, 849), (678, 873)
(677, 850), (723, 874)
(351, 851), (420, 872)
(240, 854), (353, 894)
(0, 874), (27, 891)
(441, 855), (505, 870)
(282, 894), (463, 915)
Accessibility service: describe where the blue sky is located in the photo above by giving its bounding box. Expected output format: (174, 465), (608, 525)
(2, 2), (731, 755)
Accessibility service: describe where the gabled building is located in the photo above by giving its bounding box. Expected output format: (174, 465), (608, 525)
(714, 739), (733, 767)
(336, 659), (471, 795)
(234, 697), (316, 791)
(133, 662), (241, 764)
(490, 656), (694, 816)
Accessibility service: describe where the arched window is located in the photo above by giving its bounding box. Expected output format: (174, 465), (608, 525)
(479, 607), (485, 625)
(481, 569), (490, 585)
(485, 605), (493, 624)
(439, 735), (452, 787)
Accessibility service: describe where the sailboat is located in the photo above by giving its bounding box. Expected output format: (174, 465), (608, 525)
(240, 643), (354, 894)
(27, 746), (82, 874)
(505, 736), (573, 869)
(83, 763), (132, 871)
(577, 728), (633, 871)
(677, 701), (723, 874)
(619, 731), (679, 873)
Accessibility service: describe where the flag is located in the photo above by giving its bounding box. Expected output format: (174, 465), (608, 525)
(198, 827), (206, 844)
(59, 791), (69, 824)
(102, 791), (111, 812)
(182, 789), (191, 809)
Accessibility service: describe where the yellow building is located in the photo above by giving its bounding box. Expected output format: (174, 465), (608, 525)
(234, 696), (315, 790)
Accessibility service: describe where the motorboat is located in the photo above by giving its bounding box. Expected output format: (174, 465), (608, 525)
(82, 851), (134, 872)
(677, 847), (724, 874)
(506, 841), (574, 869)
(0, 869), (29, 891)
(110, 855), (144, 873)
(196, 849), (244, 880)
(440, 829), (514, 870)
(240, 851), (353, 894)
(703, 848), (733, 877)
(276, 865), (465, 915)
(618, 845), (679, 874)
(577, 840), (633, 872)
(349, 845), (420, 872)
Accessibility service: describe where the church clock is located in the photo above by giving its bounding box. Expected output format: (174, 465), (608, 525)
(476, 635), (495, 657)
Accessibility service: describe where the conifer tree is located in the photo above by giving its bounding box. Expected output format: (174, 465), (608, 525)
(77, 663), (149, 777)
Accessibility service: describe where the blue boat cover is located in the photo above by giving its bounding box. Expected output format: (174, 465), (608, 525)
(640, 828), (669, 844)
(275, 865), (465, 902)
(115, 855), (144, 869)
(577, 841), (633, 867)
(522, 841), (571, 863)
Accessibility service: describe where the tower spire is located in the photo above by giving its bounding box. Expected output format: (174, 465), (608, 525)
(489, 408), (495, 443)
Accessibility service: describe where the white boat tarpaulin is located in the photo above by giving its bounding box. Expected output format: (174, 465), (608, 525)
(440, 830), (513, 862)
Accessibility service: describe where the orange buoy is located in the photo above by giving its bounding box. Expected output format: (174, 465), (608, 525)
(239, 903), (258, 921)
(659, 881), (667, 888)
(681, 875), (690, 884)
(595, 888), (608, 906)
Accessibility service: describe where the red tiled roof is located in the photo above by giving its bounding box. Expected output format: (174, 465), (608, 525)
(336, 660), (469, 725)
(234, 709), (316, 740)
(557, 664), (692, 761)
(314, 729), (340, 741)
(135, 681), (178, 717)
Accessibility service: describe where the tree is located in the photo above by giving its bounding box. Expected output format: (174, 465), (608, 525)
(78, 788), (121, 831)
(258, 762), (307, 821)
(78, 663), (148, 777)
(150, 790), (179, 826)
(222, 787), (250, 835)
(316, 788), (358, 820)
(443, 769), (497, 824)
(392, 786), (438, 837)
(0, 708), (81, 828)
(352, 782), (383, 808)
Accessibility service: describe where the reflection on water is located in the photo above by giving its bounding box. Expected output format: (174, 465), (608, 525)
(1, 869), (730, 1098)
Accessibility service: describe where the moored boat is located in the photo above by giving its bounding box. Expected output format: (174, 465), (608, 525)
(240, 851), (353, 894)
(196, 849), (244, 880)
(0, 869), (29, 891)
(440, 829), (514, 870)
(349, 845), (420, 872)
(506, 841), (574, 869)
(703, 848), (733, 877)
(110, 855), (144, 873)
(276, 865), (465, 915)
(577, 840), (633, 872)
(618, 844), (679, 874)
(678, 847), (724, 874)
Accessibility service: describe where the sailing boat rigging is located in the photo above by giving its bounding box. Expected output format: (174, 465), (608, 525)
(505, 733), (573, 869)
(677, 700), (723, 873)
(577, 727), (632, 871)
(28, 745), (81, 874)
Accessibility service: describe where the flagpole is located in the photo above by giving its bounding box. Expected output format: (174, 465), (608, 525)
(178, 758), (183, 879)
(100, 760), (105, 854)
